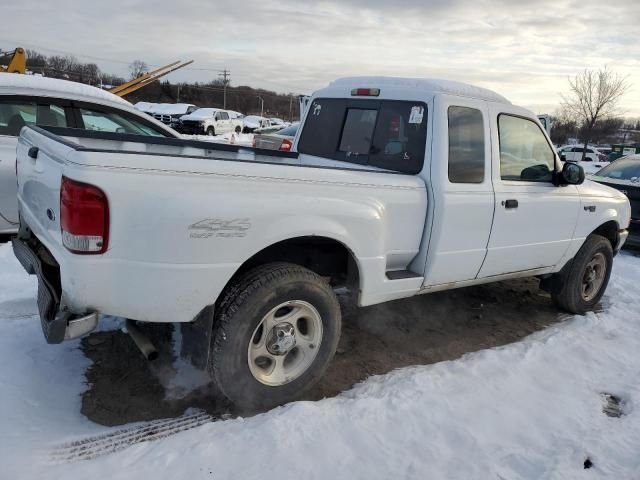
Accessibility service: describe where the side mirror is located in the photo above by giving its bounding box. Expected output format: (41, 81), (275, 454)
(560, 161), (585, 185)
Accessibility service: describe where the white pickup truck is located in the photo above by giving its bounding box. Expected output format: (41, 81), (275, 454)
(177, 108), (243, 136)
(13, 77), (631, 410)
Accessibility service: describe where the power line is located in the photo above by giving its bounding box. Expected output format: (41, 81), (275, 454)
(0, 39), (310, 93)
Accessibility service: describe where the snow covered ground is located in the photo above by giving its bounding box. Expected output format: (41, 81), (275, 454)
(1, 242), (640, 479)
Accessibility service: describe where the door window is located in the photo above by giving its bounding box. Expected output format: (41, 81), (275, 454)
(448, 106), (485, 183)
(498, 115), (555, 182)
(79, 108), (166, 136)
(0, 101), (71, 136)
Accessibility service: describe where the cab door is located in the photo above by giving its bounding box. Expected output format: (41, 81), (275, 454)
(478, 105), (580, 277)
(423, 95), (494, 286)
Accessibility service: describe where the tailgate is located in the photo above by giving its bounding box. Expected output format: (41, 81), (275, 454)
(16, 127), (74, 251)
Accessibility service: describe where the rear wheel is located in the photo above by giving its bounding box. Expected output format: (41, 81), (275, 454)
(551, 234), (613, 314)
(206, 126), (215, 136)
(234, 125), (242, 134)
(209, 263), (341, 411)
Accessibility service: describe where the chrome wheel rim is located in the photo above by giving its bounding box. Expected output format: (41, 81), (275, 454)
(582, 252), (607, 302)
(248, 300), (323, 386)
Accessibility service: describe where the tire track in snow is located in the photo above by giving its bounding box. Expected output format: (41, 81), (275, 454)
(50, 411), (217, 462)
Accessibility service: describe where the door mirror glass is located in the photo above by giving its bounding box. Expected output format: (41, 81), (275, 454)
(561, 161), (585, 185)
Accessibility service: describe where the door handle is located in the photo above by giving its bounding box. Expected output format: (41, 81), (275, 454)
(502, 199), (518, 209)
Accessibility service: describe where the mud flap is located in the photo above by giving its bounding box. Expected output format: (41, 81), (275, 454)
(179, 305), (214, 370)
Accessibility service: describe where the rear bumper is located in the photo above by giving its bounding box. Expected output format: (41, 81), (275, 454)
(12, 237), (98, 343)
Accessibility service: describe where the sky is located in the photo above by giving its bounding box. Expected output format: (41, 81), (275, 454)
(2, 0), (640, 116)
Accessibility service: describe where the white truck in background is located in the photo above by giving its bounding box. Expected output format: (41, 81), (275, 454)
(177, 108), (243, 136)
(13, 77), (630, 411)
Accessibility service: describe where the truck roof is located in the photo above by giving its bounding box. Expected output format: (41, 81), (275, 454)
(0, 74), (131, 108)
(328, 76), (511, 104)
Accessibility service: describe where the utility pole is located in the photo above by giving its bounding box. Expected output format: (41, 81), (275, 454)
(218, 69), (230, 109)
(288, 94), (293, 122)
(257, 95), (264, 118)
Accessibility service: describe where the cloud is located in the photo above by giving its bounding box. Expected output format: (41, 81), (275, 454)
(2, 0), (640, 115)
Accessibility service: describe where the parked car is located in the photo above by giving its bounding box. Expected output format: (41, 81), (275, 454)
(253, 123), (299, 151)
(242, 115), (273, 133)
(558, 144), (610, 175)
(252, 124), (284, 135)
(13, 76), (630, 412)
(557, 144), (607, 162)
(177, 108), (243, 136)
(269, 117), (287, 127)
(591, 155), (640, 247)
(0, 74), (179, 241)
(150, 103), (197, 126)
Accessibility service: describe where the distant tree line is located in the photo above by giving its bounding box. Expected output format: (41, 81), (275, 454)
(22, 50), (302, 120)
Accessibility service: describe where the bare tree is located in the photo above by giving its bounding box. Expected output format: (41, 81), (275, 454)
(128, 60), (148, 80)
(561, 68), (629, 161)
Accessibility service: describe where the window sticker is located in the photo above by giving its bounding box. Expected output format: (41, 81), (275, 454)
(409, 106), (424, 124)
(312, 102), (322, 116)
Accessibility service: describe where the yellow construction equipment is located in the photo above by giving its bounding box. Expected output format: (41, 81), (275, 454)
(0, 48), (27, 74)
(109, 60), (194, 97)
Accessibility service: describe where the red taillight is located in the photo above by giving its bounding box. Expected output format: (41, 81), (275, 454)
(252, 137), (257, 148)
(60, 176), (109, 254)
(351, 88), (380, 97)
(279, 139), (293, 152)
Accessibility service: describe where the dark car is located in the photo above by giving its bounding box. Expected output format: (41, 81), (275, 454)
(591, 155), (640, 247)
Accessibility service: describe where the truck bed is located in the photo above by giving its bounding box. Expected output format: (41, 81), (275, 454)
(15, 125), (427, 329)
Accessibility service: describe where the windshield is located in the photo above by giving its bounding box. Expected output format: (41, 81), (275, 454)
(596, 158), (640, 181)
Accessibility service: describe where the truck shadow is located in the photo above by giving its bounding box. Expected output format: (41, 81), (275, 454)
(81, 277), (565, 426)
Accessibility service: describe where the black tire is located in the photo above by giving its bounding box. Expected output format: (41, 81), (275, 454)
(234, 125), (242, 134)
(550, 234), (613, 314)
(209, 262), (341, 411)
(206, 126), (215, 136)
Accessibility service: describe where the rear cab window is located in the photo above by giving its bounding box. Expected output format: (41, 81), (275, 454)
(298, 98), (427, 174)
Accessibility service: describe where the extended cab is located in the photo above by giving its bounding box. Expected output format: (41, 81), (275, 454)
(13, 77), (631, 410)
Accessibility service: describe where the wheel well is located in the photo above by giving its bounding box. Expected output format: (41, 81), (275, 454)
(592, 221), (618, 249)
(231, 236), (360, 290)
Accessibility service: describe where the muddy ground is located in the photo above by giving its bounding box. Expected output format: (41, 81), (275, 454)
(82, 277), (572, 426)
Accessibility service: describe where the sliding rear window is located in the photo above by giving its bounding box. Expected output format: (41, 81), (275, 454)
(298, 98), (427, 174)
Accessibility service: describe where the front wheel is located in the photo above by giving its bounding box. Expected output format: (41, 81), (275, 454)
(209, 263), (341, 411)
(551, 234), (613, 314)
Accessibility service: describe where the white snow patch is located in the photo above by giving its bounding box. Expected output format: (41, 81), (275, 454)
(1, 241), (640, 478)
